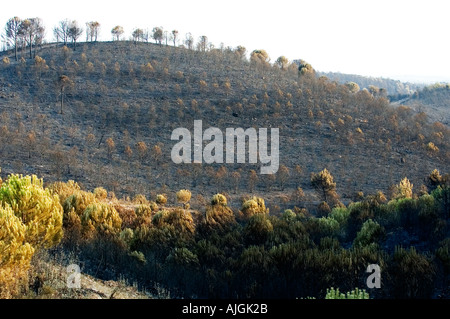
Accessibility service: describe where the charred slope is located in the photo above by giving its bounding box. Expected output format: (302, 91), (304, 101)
(0, 41), (448, 212)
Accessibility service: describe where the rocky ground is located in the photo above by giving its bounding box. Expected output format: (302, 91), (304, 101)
(25, 250), (162, 299)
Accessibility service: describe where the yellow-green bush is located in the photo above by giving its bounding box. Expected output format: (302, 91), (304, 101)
(133, 194), (148, 205)
(57, 186), (105, 241)
(156, 194), (167, 205)
(0, 204), (35, 298)
(148, 201), (159, 212)
(211, 193), (227, 206)
(119, 227), (135, 248)
(48, 180), (81, 206)
(63, 190), (97, 217)
(0, 174), (63, 249)
(0, 174), (63, 298)
(154, 209), (195, 234)
(176, 189), (192, 206)
(81, 202), (122, 238)
(135, 204), (153, 219)
(94, 187), (108, 200)
(152, 209), (171, 227)
(240, 196), (268, 219)
(392, 177), (413, 200)
(2, 57), (10, 65)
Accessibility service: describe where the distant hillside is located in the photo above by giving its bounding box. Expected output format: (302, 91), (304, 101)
(0, 41), (448, 213)
(317, 71), (424, 97)
(399, 83), (450, 126)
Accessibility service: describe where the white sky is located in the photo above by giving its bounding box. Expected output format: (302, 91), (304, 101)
(1, 0), (449, 83)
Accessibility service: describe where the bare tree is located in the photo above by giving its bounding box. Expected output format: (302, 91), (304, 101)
(111, 25), (124, 41)
(197, 35), (208, 52)
(171, 30), (178, 46)
(132, 28), (144, 45)
(163, 30), (169, 46)
(54, 19), (70, 46)
(152, 27), (163, 46)
(68, 20), (83, 50)
(142, 29), (150, 43)
(34, 19), (45, 55)
(57, 75), (74, 114)
(184, 32), (194, 50)
(19, 18), (44, 59)
(86, 21), (100, 42)
(4, 17), (22, 61)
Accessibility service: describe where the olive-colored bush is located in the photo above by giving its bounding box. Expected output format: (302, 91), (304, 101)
(201, 195), (236, 234)
(240, 196), (268, 219)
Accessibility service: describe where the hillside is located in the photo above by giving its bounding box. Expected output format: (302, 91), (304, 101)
(0, 41), (449, 300)
(316, 71), (424, 97)
(315, 71), (449, 127)
(398, 83), (450, 126)
(0, 41), (448, 213)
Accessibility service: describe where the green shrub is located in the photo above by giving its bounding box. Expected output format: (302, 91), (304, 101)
(395, 197), (419, 227)
(129, 250), (147, 264)
(329, 207), (350, 225)
(166, 247), (199, 267)
(431, 186), (450, 219)
(281, 209), (296, 222)
(436, 239), (450, 274)
(244, 214), (273, 244)
(325, 287), (369, 299)
(389, 246), (435, 298)
(353, 219), (384, 247)
(119, 227), (135, 248)
(316, 216), (340, 236)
